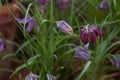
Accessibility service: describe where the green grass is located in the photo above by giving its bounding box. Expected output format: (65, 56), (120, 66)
(1, 0), (120, 80)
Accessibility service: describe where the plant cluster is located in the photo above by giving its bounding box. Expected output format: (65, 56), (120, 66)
(1, 0), (120, 80)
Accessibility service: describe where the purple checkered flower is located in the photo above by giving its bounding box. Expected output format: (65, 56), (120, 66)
(0, 38), (5, 51)
(15, 16), (35, 33)
(80, 25), (102, 44)
(96, 0), (109, 11)
(36, 0), (50, 5)
(56, 20), (73, 34)
(56, 0), (69, 9)
(25, 73), (39, 80)
(74, 43), (90, 60)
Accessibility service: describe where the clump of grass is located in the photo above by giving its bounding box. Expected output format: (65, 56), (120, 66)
(1, 0), (120, 80)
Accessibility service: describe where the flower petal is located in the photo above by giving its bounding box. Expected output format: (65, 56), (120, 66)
(80, 30), (89, 44)
(15, 16), (35, 33)
(89, 30), (96, 44)
(90, 25), (102, 38)
(84, 43), (89, 49)
(15, 17), (31, 24)
(26, 18), (35, 33)
(74, 46), (89, 60)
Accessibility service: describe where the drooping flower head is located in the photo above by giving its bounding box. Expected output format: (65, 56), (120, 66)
(80, 25), (102, 44)
(15, 16), (35, 33)
(96, 0), (109, 11)
(56, 0), (69, 9)
(74, 43), (90, 60)
(0, 38), (5, 51)
(56, 20), (73, 34)
(36, 0), (50, 5)
(25, 73), (39, 80)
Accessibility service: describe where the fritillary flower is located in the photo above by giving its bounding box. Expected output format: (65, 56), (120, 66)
(74, 43), (90, 60)
(56, 20), (73, 34)
(80, 25), (102, 44)
(56, 0), (69, 9)
(96, 0), (109, 11)
(15, 16), (35, 33)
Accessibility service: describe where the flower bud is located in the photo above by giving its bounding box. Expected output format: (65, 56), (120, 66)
(56, 20), (73, 34)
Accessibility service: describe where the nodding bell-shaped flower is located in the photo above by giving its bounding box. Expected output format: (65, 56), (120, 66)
(15, 16), (35, 33)
(56, 20), (73, 34)
(96, 0), (109, 11)
(74, 43), (90, 61)
(36, 0), (50, 5)
(56, 0), (69, 9)
(0, 38), (5, 51)
(80, 25), (102, 44)
(25, 73), (39, 80)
